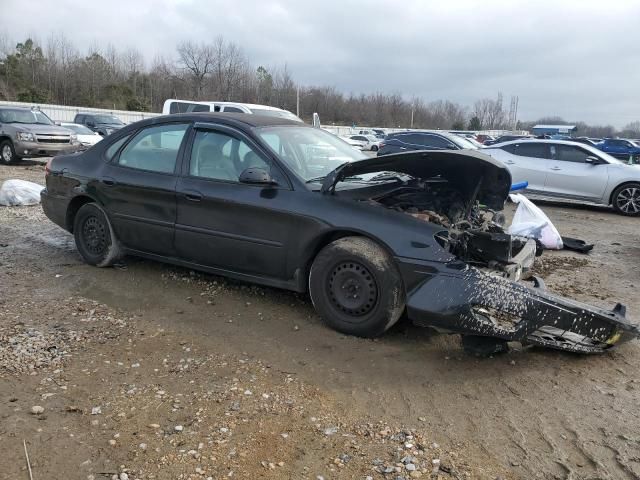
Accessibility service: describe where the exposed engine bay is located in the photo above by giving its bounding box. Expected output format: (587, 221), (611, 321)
(322, 151), (637, 354)
(369, 178), (538, 280)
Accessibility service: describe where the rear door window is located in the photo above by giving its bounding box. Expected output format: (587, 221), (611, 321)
(222, 106), (244, 113)
(513, 143), (550, 159)
(117, 123), (189, 173)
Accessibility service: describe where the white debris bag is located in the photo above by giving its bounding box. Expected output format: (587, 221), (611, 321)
(508, 193), (563, 250)
(0, 179), (44, 206)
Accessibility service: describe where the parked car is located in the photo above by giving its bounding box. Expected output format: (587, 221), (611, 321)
(349, 134), (382, 151)
(568, 137), (601, 147)
(162, 99), (303, 123)
(483, 135), (532, 146)
(340, 136), (367, 150)
(358, 129), (386, 139)
(74, 113), (126, 137)
(377, 131), (478, 156)
(0, 107), (79, 164)
(476, 134), (495, 144)
(453, 134), (484, 149)
(60, 122), (103, 149)
(596, 138), (640, 163)
(40, 112), (638, 353)
(484, 139), (640, 215)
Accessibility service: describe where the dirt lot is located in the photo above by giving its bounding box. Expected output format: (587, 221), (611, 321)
(1, 160), (639, 480)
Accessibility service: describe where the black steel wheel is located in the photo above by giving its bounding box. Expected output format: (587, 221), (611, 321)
(73, 202), (123, 266)
(612, 183), (640, 216)
(309, 236), (405, 337)
(327, 261), (378, 317)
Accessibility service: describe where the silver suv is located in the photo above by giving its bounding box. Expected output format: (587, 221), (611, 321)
(0, 107), (80, 164)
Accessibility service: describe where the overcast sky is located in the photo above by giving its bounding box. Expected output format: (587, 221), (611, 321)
(5, 0), (640, 127)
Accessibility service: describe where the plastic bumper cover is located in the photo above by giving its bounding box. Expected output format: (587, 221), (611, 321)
(407, 267), (639, 353)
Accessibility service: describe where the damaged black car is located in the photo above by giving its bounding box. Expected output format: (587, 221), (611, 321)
(41, 113), (639, 353)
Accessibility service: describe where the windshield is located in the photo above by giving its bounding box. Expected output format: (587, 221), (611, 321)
(249, 108), (303, 123)
(0, 109), (54, 125)
(63, 124), (95, 135)
(91, 115), (124, 125)
(256, 126), (367, 182)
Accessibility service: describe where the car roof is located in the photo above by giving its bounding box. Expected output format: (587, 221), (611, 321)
(486, 138), (600, 148)
(145, 112), (306, 128)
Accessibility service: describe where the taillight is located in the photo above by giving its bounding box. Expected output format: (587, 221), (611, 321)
(45, 159), (52, 176)
(379, 142), (385, 148)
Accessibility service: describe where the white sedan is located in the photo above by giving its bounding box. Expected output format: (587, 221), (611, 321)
(60, 122), (103, 149)
(484, 139), (640, 216)
(349, 134), (382, 152)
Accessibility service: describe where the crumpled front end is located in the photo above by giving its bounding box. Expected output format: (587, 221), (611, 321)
(407, 266), (639, 353)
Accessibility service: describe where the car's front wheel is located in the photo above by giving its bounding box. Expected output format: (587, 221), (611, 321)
(73, 203), (123, 266)
(612, 183), (640, 216)
(371, 145), (379, 151)
(309, 236), (405, 337)
(0, 140), (17, 165)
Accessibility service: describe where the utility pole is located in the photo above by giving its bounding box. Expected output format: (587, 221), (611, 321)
(296, 85), (300, 117)
(410, 107), (414, 129)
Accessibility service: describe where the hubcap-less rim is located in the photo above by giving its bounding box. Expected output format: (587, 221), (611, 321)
(617, 187), (640, 214)
(1, 145), (12, 162)
(328, 261), (378, 318)
(82, 216), (107, 255)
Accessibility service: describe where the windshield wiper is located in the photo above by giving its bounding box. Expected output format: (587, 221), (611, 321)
(305, 176), (327, 184)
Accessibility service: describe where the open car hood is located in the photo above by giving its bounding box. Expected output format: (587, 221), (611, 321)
(321, 150), (512, 210)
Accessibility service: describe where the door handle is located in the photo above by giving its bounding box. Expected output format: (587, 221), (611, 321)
(184, 191), (203, 202)
(399, 147), (407, 150)
(101, 177), (116, 186)
(503, 160), (515, 164)
(550, 167), (561, 171)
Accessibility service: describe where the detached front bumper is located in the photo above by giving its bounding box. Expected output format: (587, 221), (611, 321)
(406, 267), (639, 353)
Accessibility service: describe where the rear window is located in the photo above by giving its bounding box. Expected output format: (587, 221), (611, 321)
(169, 102), (210, 114)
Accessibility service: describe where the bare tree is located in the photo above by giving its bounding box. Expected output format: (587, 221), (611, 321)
(177, 41), (214, 99)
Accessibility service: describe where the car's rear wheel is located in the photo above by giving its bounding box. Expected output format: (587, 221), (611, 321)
(309, 236), (405, 337)
(371, 145), (378, 151)
(0, 140), (17, 165)
(612, 183), (640, 216)
(73, 203), (123, 267)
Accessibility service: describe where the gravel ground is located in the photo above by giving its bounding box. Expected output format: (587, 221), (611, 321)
(1, 159), (639, 480)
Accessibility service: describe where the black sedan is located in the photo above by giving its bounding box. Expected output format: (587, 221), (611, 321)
(41, 113), (639, 353)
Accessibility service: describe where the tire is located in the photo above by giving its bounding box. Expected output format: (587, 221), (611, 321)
(612, 183), (640, 216)
(309, 236), (405, 337)
(371, 145), (379, 152)
(0, 140), (17, 165)
(73, 203), (123, 267)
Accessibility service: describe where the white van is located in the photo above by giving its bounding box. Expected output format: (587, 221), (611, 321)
(162, 99), (303, 123)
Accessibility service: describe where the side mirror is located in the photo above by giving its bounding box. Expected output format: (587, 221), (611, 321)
(446, 144), (458, 150)
(54, 121), (61, 126)
(239, 167), (277, 186)
(585, 156), (602, 164)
